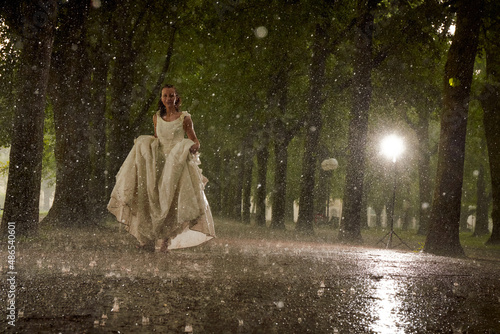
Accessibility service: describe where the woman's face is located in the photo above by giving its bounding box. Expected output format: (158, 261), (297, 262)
(161, 87), (177, 109)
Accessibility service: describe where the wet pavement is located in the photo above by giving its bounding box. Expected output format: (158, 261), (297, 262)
(1, 224), (499, 333)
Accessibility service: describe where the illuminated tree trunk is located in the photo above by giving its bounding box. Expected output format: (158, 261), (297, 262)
(1, 0), (58, 236)
(424, 0), (483, 256)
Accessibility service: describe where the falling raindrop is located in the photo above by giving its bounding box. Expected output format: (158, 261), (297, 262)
(274, 301), (285, 309)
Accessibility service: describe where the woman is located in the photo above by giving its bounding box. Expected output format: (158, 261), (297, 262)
(107, 84), (215, 252)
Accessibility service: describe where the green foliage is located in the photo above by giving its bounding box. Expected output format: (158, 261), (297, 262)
(0, 157), (7, 176)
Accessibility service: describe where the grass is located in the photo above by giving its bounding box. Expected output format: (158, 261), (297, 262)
(213, 218), (500, 260)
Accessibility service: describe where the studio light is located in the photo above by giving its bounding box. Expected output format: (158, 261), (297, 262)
(377, 134), (411, 250)
(380, 134), (404, 163)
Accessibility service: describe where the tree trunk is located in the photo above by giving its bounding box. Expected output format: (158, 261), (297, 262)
(106, 39), (138, 190)
(416, 108), (433, 235)
(296, 23), (329, 232)
(220, 151), (233, 217)
(208, 152), (223, 216)
(255, 131), (270, 227)
(1, 0), (58, 236)
(374, 203), (383, 228)
(339, 0), (378, 243)
(473, 164), (490, 236)
(241, 135), (254, 224)
(402, 203), (411, 231)
(43, 0), (92, 227)
(233, 149), (244, 220)
(271, 138), (288, 230)
(86, 5), (113, 220)
(424, 0), (483, 256)
(459, 204), (471, 231)
(89, 45), (110, 220)
(270, 63), (291, 230)
(361, 180), (370, 229)
(482, 25), (500, 245)
(315, 146), (330, 224)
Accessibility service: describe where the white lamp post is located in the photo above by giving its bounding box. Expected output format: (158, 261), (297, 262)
(377, 135), (411, 249)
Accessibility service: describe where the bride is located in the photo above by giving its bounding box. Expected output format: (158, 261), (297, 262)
(107, 84), (215, 252)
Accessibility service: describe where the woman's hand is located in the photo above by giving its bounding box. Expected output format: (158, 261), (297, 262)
(190, 142), (200, 154)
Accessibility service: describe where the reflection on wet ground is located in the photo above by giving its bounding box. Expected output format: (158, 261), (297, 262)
(0, 225), (499, 333)
(371, 278), (402, 333)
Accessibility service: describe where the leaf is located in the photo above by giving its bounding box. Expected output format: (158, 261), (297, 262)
(449, 77), (461, 87)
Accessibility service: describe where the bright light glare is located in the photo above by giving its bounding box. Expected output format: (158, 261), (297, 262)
(381, 135), (404, 163)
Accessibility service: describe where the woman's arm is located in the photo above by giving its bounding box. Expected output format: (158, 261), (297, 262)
(183, 115), (200, 154)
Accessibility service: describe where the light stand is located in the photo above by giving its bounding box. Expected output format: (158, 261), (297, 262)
(376, 135), (411, 250)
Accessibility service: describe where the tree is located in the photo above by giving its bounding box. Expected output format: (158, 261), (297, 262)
(472, 163), (490, 236)
(339, 0), (380, 242)
(481, 8), (500, 244)
(42, 0), (91, 227)
(241, 133), (254, 224)
(424, 0), (484, 256)
(296, 22), (330, 232)
(1, 0), (58, 236)
(255, 129), (270, 227)
(106, 1), (152, 190)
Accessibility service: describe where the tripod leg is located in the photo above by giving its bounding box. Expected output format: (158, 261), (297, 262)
(376, 230), (391, 246)
(391, 231), (412, 250)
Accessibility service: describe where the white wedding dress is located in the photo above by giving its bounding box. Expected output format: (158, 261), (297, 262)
(107, 111), (215, 249)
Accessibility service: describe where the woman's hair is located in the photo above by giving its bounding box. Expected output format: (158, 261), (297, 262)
(158, 84), (182, 117)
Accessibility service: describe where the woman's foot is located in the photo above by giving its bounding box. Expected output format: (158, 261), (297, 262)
(136, 242), (154, 252)
(155, 239), (170, 253)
